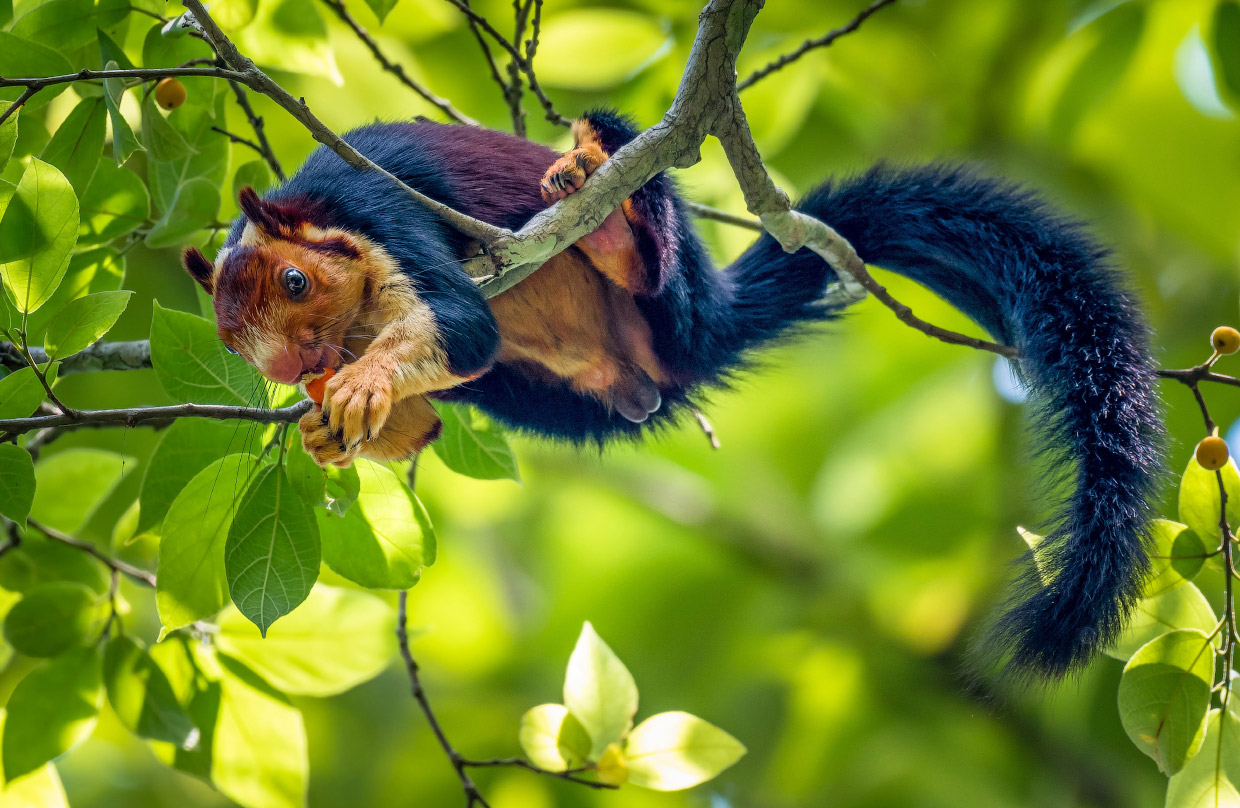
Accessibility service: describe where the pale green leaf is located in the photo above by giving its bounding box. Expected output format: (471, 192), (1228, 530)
(625, 711), (746, 791)
(213, 655), (307, 808)
(0, 445), (34, 526)
(234, 0), (342, 83)
(1118, 629), (1214, 775)
(42, 290), (131, 360)
(140, 419), (255, 535)
(150, 302), (266, 407)
(1167, 708), (1240, 808)
(534, 10), (669, 90)
(519, 704), (592, 771)
(78, 162), (150, 246)
(9, 0), (128, 52)
(217, 585), (395, 696)
(144, 177), (220, 250)
(31, 447), (130, 533)
(0, 757), (68, 808)
(317, 460), (434, 589)
(102, 61), (142, 166)
(157, 454), (254, 633)
(1107, 582), (1218, 661)
(3, 583), (99, 658)
(1146, 519), (1208, 596)
(0, 158), (78, 314)
(0, 104), (17, 175)
(563, 621), (638, 758)
(2, 646), (102, 780)
(1179, 455), (1240, 556)
(0, 35), (71, 110)
(433, 404), (520, 482)
(225, 464), (320, 635)
(362, 0), (397, 23)
(141, 96), (192, 165)
(104, 635), (199, 749)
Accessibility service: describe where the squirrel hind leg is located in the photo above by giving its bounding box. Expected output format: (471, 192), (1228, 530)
(610, 368), (662, 424)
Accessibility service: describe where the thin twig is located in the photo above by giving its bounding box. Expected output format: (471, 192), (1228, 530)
(461, 0), (512, 113)
(685, 201), (763, 231)
(693, 410), (721, 450)
(224, 78), (286, 181)
(462, 758), (613, 790)
(0, 87), (39, 127)
(211, 125), (265, 154)
(27, 518), (156, 588)
(319, 0), (477, 126)
(736, 0), (899, 91)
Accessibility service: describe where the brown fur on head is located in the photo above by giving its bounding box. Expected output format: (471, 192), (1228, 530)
(181, 187), (385, 385)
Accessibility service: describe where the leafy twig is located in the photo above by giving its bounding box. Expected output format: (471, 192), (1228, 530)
(224, 78), (286, 182)
(736, 0), (899, 91)
(27, 517), (156, 588)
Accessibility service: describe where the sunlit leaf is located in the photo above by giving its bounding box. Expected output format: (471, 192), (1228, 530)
(317, 460), (433, 588)
(217, 585), (396, 696)
(0, 369), (43, 420)
(2, 646), (102, 780)
(102, 60), (142, 166)
(150, 302), (266, 406)
(141, 96), (193, 164)
(1145, 519), (1207, 596)
(1049, 4), (1145, 141)
(140, 419), (255, 536)
(535, 10), (669, 90)
(225, 464), (320, 635)
(31, 447), (130, 533)
(213, 655), (307, 808)
(42, 290), (131, 361)
(9, 0), (128, 52)
(1118, 629), (1214, 775)
(1107, 582), (1218, 661)
(362, 0), (397, 24)
(519, 704), (592, 771)
(157, 454), (254, 634)
(104, 635), (199, 749)
(433, 404), (520, 482)
(144, 177), (220, 250)
(0, 104), (17, 175)
(38, 98), (105, 195)
(0, 445), (34, 527)
(563, 621), (638, 758)
(0, 158), (78, 314)
(1180, 455), (1240, 552)
(625, 711), (746, 791)
(3, 583), (99, 658)
(0, 34), (71, 110)
(234, 0), (342, 83)
(1167, 707), (1240, 808)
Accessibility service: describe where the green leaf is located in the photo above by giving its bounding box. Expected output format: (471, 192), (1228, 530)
(232, 159), (274, 203)
(0, 158), (78, 314)
(361, 0), (397, 23)
(225, 464), (320, 635)
(317, 460), (434, 589)
(286, 441), (325, 509)
(1049, 4), (1145, 142)
(1167, 708), (1240, 808)
(150, 302), (266, 406)
(1117, 629), (1214, 775)
(1180, 455), (1240, 550)
(157, 454), (253, 634)
(39, 98), (106, 195)
(534, 10), (669, 90)
(519, 704), (592, 771)
(0, 744), (68, 808)
(0, 534), (107, 595)
(1145, 519), (1208, 596)
(141, 25), (218, 117)
(42, 290), (130, 361)
(9, 0), (128, 53)
(213, 655), (307, 808)
(624, 711), (746, 791)
(0, 445), (35, 526)
(324, 464), (360, 517)
(0, 369), (44, 420)
(3, 247), (125, 340)
(147, 104), (228, 213)
(31, 448), (130, 533)
(1214, 1), (1240, 107)
(148, 637), (220, 780)
(102, 61), (142, 166)
(234, 0), (342, 84)
(211, 0), (258, 29)
(141, 96), (193, 165)
(0, 34), (71, 110)
(217, 585), (395, 696)
(96, 28), (135, 72)
(563, 621), (638, 758)
(2, 646), (102, 780)
(140, 419), (254, 536)
(144, 177), (220, 250)
(433, 404), (520, 481)
(103, 634), (199, 749)
(3, 583), (99, 658)
(78, 161), (150, 246)
(0, 105), (17, 175)
(1107, 581), (1219, 661)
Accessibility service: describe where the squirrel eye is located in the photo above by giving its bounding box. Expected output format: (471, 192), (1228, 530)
(224, 345), (240, 356)
(282, 267), (309, 299)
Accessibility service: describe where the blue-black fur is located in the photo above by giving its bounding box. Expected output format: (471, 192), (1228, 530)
(227, 112), (1163, 679)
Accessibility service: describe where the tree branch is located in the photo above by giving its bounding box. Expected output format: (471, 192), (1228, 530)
(1, 340), (151, 374)
(27, 518), (156, 588)
(318, 0), (478, 127)
(736, 0), (899, 91)
(0, 401), (310, 437)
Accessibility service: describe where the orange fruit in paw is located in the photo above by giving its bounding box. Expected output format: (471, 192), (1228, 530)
(1196, 436), (1230, 471)
(305, 367), (336, 405)
(1213, 326), (1240, 355)
(155, 78), (187, 110)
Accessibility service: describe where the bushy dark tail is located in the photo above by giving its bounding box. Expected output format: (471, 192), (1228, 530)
(725, 164), (1164, 679)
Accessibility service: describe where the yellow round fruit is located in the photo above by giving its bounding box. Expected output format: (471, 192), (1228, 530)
(596, 743), (628, 787)
(1213, 326), (1240, 355)
(1196, 436), (1230, 471)
(155, 78), (187, 110)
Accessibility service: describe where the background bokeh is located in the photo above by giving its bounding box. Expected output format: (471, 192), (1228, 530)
(15, 0), (1240, 805)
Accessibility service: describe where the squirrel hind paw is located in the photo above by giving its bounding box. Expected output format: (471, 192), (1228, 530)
(612, 371), (662, 423)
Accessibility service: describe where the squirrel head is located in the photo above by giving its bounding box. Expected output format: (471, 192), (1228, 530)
(183, 187), (374, 385)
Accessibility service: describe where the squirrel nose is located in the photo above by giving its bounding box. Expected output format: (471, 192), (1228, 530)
(265, 345), (326, 385)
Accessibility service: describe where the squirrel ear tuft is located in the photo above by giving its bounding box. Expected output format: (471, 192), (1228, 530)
(183, 248), (215, 294)
(237, 186), (271, 230)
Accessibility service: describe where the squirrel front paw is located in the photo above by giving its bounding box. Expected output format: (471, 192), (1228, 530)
(299, 407), (361, 468)
(321, 359), (394, 450)
(541, 144), (606, 203)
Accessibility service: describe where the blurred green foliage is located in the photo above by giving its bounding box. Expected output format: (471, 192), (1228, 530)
(1, 0), (1240, 805)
